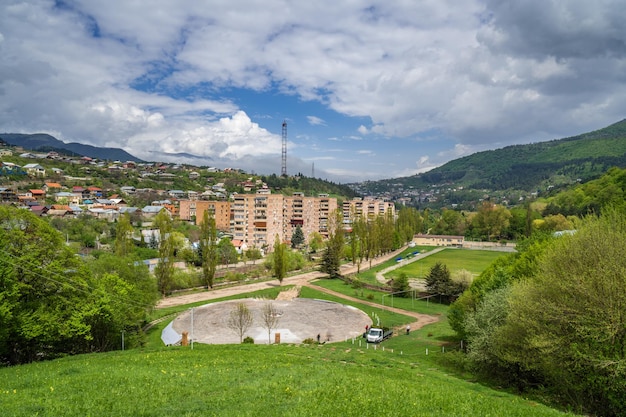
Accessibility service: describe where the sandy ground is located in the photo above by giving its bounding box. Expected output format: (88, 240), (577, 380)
(171, 297), (372, 345)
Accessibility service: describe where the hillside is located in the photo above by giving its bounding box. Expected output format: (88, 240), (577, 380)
(0, 340), (579, 417)
(360, 119), (626, 194)
(0, 133), (143, 162)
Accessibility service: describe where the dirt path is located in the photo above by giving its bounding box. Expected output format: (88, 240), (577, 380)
(156, 246), (409, 309)
(301, 283), (439, 333)
(156, 245), (440, 336)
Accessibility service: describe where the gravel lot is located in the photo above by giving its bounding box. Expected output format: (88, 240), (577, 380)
(169, 298), (373, 345)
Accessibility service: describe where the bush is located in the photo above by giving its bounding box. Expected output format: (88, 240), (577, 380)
(242, 336), (254, 344)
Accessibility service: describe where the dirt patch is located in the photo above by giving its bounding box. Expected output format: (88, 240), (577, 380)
(169, 298), (372, 345)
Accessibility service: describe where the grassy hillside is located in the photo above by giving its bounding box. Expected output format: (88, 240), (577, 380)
(0, 338), (579, 417)
(364, 119), (626, 193)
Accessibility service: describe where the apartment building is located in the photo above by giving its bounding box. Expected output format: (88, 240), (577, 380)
(283, 192), (338, 243)
(178, 200), (231, 231)
(179, 191), (338, 251)
(342, 197), (395, 224)
(232, 192), (284, 250)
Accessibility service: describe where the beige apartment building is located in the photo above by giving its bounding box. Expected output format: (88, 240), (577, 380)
(178, 200), (231, 231)
(232, 191), (285, 250)
(283, 193), (338, 243)
(342, 197), (395, 224)
(179, 191), (338, 251)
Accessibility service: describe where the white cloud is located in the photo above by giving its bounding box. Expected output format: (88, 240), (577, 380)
(306, 116), (326, 126)
(2, 0), (626, 183)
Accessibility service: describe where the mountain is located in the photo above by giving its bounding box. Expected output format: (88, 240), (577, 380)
(0, 133), (143, 162)
(360, 119), (626, 194)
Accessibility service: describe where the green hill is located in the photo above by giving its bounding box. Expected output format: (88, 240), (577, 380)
(0, 344), (579, 417)
(364, 119), (626, 193)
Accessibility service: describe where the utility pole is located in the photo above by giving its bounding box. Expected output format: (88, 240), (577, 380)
(281, 120), (287, 177)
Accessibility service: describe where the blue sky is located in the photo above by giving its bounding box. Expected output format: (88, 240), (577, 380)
(1, 1), (626, 183)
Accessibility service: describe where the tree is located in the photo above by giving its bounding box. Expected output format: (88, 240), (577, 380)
(0, 207), (92, 364)
(321, 209), (344, 278)
(217, 238), (238, 267)
(493, 208), (626, 416)
(308, 232), (323, 253)
(114, 213), (134, 257)
(395, 207), (422, 244)
(154, 210), (175, 296)
(391, 272), (410, 296)
(272, 234), (287, 284)
(424, 262), (466, 302)
(244, 246), (262, 265)
(470, 201), (512, 241)
(226, 302), (254, 343)
(0, 206), (157, 365)
(291, 225), (305, 249)
(432, 209), (466, 236)
(260, 301), (282, 344)
(198, 211), (218, 288)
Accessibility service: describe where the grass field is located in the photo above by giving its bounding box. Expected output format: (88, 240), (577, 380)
(352, 245), (435, 285)
(384, 248), (510, 280)
(0, 343), (580, 417)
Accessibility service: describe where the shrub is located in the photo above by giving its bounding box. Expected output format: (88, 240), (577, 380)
(242, 336), (254, 344)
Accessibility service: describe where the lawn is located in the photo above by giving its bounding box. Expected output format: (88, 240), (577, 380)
(353, 245), (435, 285)
(0, 344), (581, 417)
(385, 248), (510, 280)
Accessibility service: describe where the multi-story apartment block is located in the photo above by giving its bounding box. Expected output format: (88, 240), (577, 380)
(178, 200), (231, 231)
(179, 191), (338, 251)
(283, 192), (338, 243)
(232, 192), (284, 250)
(342, 197), (395, 225)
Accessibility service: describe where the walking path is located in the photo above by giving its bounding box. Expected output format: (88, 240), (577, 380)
(156, 246), (409, 309)
(375, 247), (446, 285)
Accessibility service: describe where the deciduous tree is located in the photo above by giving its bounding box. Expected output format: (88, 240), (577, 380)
(260, 301), (282, 344)
(272, 234), (287, 284)
(226, 302), (254, 343)
(198, 211), (218, 288)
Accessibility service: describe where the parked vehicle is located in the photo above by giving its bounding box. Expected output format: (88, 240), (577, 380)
(366, 327), (393, 343)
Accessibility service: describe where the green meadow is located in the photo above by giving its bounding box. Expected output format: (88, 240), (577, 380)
(0, 249), (582, 417)
(384, 248), (508, 280)
(0, 342), (579, 417)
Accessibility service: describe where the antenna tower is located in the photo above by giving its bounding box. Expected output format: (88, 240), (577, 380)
(281, 120), (287, 176)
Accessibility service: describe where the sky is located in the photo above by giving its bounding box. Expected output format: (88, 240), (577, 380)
(1, 1), (626, 184)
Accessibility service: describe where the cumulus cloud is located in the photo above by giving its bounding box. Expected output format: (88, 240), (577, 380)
(1, 0), (626, 182)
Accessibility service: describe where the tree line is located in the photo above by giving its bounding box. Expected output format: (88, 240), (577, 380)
(448, 205), (626, 416)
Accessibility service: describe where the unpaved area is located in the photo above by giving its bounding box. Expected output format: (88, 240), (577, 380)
(171, 297), (372, 345)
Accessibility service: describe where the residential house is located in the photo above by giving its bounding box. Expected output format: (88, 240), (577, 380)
(43, 182), (63, 195)
(23, 163), (46, 177)
(54, 191), (82, 205)
(0, 187), (17, 202)
(88, 207), (120, 221)
(28, 189), (46, 203)
(141, 205), (167, 218)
